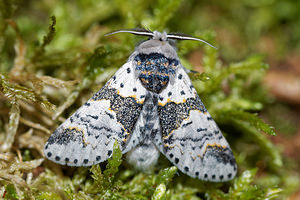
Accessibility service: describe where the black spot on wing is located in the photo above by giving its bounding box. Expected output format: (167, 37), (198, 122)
(164, 132), (214, 145)
(158, 96), (207, 138)
(203, 146), (236, 166)
(184, 166), (189, 172)
(197, 128), (207, 132)
(182, 121), (193, 128)
(47, 127), (83, 146)
(207, 116), (213, 121)
(86, 114), (98, 120)
(92, 86), (143, 135)
(104, 111), (114, 119)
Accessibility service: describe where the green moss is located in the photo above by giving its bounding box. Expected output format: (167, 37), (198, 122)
(32, 16), (56, 61)
(3, 184), (19, 200)
(0, 0), (299, 199)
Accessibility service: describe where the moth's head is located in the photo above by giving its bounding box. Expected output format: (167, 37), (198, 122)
(152, 31), (168, 41)
(105, 28), (216, 58)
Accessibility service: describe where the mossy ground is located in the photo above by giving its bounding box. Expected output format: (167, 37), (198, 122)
(1, 0), (300, 199)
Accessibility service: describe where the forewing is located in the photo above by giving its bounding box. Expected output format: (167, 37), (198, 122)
(156, 65), (237, 182)
(44, 61), (147, 166)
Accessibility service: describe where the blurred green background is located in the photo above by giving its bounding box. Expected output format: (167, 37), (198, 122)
(1, 0), (300, 199)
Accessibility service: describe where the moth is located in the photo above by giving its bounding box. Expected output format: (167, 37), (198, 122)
(44, 28), (237, 182)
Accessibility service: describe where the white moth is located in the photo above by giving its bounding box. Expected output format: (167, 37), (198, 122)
(44, 28), (237, 182)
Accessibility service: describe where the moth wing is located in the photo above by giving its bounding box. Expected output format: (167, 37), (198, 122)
(155, 65), (237, 182)
(44, 60), (147, 166)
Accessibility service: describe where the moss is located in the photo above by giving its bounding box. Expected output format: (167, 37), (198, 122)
(3, 184), (19, 200)
(0, 0), (299, 199)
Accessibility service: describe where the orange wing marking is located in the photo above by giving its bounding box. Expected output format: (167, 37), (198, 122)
(67, 126), (90, 147)
(164, 143), (184, 154)
(158, 98), (187, 106)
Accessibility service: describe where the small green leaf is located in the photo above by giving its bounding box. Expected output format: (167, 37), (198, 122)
(88, 164), (104, 194)
(151, 183), (166, 200)
(155, 166), (178, 186)
(221, 110), (276, 136)
(231, 169), (257, 194)
(32, 16), (56, 60)
(88, 140), (122, 195)
(0, 74), (54, 110)
(103, 140), (123, 185)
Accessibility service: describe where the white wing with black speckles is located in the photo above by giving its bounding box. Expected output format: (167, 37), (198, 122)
(155, 65), (237, 182)
(44, 61), (147, 166)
